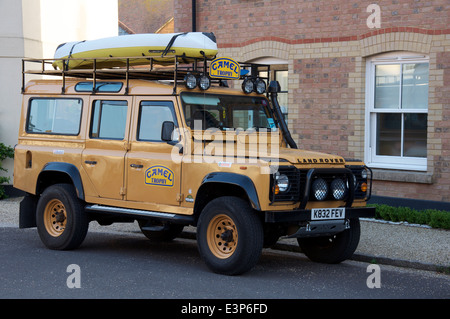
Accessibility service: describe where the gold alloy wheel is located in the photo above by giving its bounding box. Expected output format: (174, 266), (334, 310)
(207, 214), (238, 259)
(43, 199), (67, 237)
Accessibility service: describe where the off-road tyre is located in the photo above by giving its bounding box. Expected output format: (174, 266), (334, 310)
(297, 218), (361, 264)
(36, 183), (89, 250)
(138, 220), (184, 242)
(197, 196), (264, 275)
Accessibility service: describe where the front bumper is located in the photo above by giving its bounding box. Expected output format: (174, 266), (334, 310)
(265, 206), (376, 238)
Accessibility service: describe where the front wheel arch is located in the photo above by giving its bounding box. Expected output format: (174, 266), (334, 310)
(193, 173), (261, 225)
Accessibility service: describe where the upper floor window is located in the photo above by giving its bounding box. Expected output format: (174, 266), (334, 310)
(365, 52), (429, 171)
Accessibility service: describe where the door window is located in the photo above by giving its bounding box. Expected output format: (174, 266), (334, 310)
(137, 101), (178, 142)
(90, 100), (128, 139)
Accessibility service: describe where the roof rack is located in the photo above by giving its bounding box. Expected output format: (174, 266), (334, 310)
(22, 55), (271, 95)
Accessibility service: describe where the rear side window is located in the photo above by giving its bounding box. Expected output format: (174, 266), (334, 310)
(26, 98), (82, 135)
(90, 100), (128, 140)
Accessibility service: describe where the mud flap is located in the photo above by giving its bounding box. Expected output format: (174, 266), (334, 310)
(19, 194), (38, 228)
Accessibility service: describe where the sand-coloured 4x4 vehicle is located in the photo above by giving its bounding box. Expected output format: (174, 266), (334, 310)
(14, 33), (374, 275)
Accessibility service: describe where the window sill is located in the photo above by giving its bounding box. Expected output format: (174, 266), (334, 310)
(371, 168), (434, 184)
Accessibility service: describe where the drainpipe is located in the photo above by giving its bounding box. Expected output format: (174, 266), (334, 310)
(192, 0), (197, 32)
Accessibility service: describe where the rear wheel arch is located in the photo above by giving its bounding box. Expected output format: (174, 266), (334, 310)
(37, 162), (84, 200)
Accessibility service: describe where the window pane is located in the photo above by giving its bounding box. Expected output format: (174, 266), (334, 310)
(275, 70), (288, 92)
(75, 82), (123, 93)
(91, 100), (127, 139)
(404, 113), (427, 157)
(27, 98), (82, 135)
(181, 93), (274, 131)
(402, 63), (429, 110)
(375, 64), (400, 109)
(376, 113), (401, 156)
(138, 102), (175, 141)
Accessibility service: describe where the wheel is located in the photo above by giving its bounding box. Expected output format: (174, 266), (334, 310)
(36, 184), (89, 250)
(138, 220), (184, 242)
(297, 218), (361, 264)
(197, 196), (264, 275)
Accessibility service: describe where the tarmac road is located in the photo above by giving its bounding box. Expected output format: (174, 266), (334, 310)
(0, 196), (449, 302)
(0, 227), (449, 300)
(1, 196), (448, 271)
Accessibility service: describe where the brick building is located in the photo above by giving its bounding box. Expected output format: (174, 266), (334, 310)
(174, 0), (450, 206)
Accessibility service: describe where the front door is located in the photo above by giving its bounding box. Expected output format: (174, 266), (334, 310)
(82, 97), (132, 199)
(125, 98), (182, 206)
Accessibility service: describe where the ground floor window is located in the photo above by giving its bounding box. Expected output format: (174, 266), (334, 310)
(365, 52), (429, 171)
(253, 58), (289, 122)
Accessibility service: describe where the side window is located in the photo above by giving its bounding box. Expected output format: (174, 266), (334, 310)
(90, 100), (128, 140)
(26, 98), (82, 135)
(137, 101), (177, 142)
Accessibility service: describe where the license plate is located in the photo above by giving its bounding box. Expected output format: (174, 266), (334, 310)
(311, 208), (345, 220)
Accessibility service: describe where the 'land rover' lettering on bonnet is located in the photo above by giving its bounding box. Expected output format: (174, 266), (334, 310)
(145, 165), (174, 187)
(301, 158), (345, 164)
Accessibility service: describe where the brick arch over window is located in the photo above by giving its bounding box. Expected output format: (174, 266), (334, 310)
(224, 40), (290, 62)
(360, 32), (433, 58)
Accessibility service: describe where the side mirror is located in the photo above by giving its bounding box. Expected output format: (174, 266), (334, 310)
(161, 121), (175, 142)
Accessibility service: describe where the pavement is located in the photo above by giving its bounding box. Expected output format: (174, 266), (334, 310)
(1, 196), (449, 273)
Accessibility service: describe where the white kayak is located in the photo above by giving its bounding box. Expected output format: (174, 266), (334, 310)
(52, 32), (218, 70)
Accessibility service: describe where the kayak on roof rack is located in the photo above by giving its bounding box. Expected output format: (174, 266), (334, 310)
(52, 32), (218, 70)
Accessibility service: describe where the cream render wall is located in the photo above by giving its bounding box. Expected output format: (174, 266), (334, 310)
(0, 0), (118, 183)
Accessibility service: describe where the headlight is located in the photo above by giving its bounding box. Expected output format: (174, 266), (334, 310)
(361, 169), (368, 179)
(312, 178), (328, 201)
(331, 178), (347, 200)
(275, 174), (289, 192)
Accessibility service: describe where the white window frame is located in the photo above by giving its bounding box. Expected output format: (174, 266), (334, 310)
(365, 52), (429, 171)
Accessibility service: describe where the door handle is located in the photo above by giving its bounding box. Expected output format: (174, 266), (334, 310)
(130, 164), (143, 168)
(84, 160), (97, 165)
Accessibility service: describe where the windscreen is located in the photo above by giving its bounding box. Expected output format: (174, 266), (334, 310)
(181, 93), (277, 131)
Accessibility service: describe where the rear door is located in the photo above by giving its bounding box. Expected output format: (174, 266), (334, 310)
(82, 96), (132, 199)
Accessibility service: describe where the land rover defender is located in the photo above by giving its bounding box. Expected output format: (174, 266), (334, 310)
(14, 55), (374, 275)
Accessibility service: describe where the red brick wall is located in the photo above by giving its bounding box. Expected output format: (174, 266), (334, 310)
(292, 57), (356, 158)
(174, 0), (450, 203)
(175, 0), (449, 44)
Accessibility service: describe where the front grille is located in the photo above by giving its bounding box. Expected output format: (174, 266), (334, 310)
(269, 166), (372, 205)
